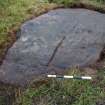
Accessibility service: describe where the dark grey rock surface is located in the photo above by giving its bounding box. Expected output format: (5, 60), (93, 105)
(0, 9), (105, 86)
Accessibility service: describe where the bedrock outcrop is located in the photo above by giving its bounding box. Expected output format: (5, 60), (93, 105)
(0, 9), (105, 86)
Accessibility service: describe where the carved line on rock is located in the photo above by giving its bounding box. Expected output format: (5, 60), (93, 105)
(46, 36), (66, 66)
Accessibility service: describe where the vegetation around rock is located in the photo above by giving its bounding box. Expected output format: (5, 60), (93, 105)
(0, 0), (105, 105)
(18, 69), (105, 105)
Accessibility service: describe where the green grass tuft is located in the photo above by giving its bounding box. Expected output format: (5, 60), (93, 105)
(16, 69), (105, 105)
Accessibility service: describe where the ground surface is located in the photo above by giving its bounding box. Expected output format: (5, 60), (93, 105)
(0, 0), (105, 105)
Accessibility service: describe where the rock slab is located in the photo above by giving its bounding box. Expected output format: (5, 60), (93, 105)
(0, 9), (105, 86)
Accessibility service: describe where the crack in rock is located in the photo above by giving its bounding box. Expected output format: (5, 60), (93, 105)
(47, 36), (66, 66)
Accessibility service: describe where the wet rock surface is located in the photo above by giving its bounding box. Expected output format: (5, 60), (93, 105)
(0, 9), (105, 86)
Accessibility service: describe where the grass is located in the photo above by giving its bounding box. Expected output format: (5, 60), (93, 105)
(16, 68), (105, 105)
(50, 0), (105, 4)
(50, 0), (105, 12)
(0, 96), (6, 105)
(0, 0), (105, 105)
